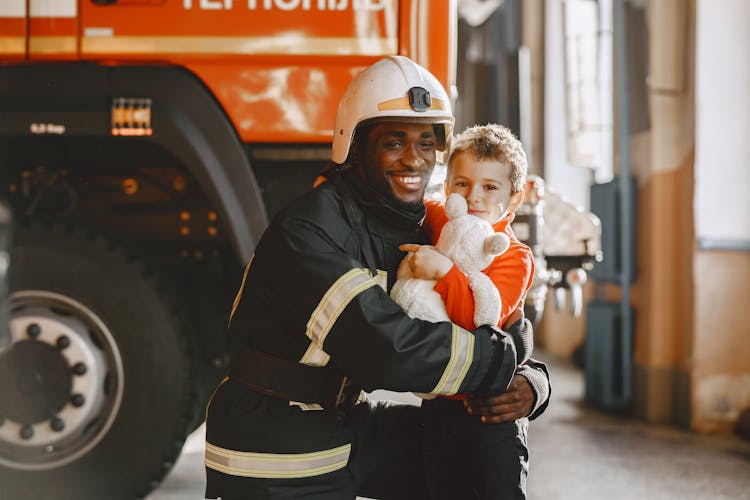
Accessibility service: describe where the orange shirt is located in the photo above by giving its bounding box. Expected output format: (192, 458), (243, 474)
(424, 199), (534, 330)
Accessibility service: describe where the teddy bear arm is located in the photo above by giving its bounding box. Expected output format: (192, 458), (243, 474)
(467, 272), (502, 327)
(390, 279), (450, 324)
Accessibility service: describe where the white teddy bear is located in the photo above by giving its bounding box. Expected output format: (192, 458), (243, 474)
(390, 193), (511, 329)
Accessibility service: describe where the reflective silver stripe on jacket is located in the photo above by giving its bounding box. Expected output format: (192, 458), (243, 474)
(430, 324), (474, 396)
(305, 268), (380, 347)
(205, 442), (351, 479)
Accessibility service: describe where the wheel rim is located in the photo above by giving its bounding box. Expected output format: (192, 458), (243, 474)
(0, 291), (125, 470)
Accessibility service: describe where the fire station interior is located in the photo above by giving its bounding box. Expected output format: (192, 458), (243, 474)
(1, 0), (749, 499)
(454, 0), (750, 436)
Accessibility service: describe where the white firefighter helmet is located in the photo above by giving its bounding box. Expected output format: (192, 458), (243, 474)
(331, 55), (454, 164)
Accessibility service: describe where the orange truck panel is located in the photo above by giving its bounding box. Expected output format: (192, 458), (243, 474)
(0, 0), (454, 144)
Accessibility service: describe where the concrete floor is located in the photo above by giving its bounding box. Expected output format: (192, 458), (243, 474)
(525, 354), (750, 500)
(147, 353), (750, 499)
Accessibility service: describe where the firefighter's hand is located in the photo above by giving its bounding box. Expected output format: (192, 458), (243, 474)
(399, 244), (453, 280)
(464, 375), (535, 424)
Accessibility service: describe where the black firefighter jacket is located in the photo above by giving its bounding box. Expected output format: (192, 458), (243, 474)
(205, 173), (549, 485)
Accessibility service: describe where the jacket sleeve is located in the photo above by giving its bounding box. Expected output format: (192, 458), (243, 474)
(249, 214), (522, 398)
(516, 358), (551, 420)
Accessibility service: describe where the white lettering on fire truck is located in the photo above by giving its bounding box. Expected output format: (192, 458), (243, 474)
(30, 123), (66, 135)
(29, 0), (77, 18)
(182, 0), (387, 11)
(0, 0), (25, 18)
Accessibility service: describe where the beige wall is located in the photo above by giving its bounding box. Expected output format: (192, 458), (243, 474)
(630, 0), (750, 431)
(689, 0), (750, 431)
(630, 0), (696, 421)
(692, 251), (750, 431)
(632, 159), (695, 425)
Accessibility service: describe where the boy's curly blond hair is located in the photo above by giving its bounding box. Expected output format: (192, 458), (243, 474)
(448, 124), (527, 194)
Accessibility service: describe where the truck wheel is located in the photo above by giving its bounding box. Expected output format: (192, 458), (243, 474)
(0, 223), (196, 499)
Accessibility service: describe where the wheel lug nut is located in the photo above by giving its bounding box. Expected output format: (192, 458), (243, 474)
(27, 323), (41, 339)
(72, 362), (87, 376)
(56, 335), (70, 350)
(20, 425), (34, 440)
(71, 394), (85, 407)
(50, 418), (65, 432)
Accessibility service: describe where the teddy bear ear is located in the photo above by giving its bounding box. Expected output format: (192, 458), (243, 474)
(484, 232), (511, 256)
(445, 193), (468, 219)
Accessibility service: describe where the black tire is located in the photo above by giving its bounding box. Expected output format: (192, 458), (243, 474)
(0, 223), (196, 500)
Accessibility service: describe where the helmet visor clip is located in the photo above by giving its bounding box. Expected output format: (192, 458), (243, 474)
(408, 87), (432, 112)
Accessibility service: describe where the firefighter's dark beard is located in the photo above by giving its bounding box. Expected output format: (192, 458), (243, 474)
(344, 171), (426, 229)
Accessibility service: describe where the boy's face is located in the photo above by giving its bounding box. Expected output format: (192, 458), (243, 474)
(445, 150), (523, 224)
(356, 122), (437, 206)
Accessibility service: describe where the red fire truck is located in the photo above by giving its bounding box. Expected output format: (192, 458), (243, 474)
(0, 0), (455, 497)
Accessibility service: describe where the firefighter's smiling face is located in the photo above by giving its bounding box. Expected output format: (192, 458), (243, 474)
(355, 121), (437, 206)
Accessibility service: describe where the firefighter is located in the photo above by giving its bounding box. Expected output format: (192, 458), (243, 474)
(204, 55), (550, 500)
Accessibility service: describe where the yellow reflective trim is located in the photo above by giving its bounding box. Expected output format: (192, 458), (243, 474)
(306, 268), (378, 347)
(0, 36), (25, 55)
(204, 376), (229, 421)
(307, 268), (367, 343)
(298, 271), (386, 397)
(321, 278), (378, 341)
(431, 324), (474, 396)
(289, 401), (324, 411)
(449, 325), (474, 394)
(205, 442), (351, 479)
(374, 269), (388, 291)
(300, 341), (331, 367)
(377, 95), (448, 112)
(291, 389), (363, 411)
(298, 269), (384, 393)
(229, 254), (254, 326)
(432, 326), (459, 395)
(29, 36), (76, 54)
(82, 35), (397, 56)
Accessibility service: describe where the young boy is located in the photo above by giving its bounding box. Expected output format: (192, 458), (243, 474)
(403, 123), (534, 500)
